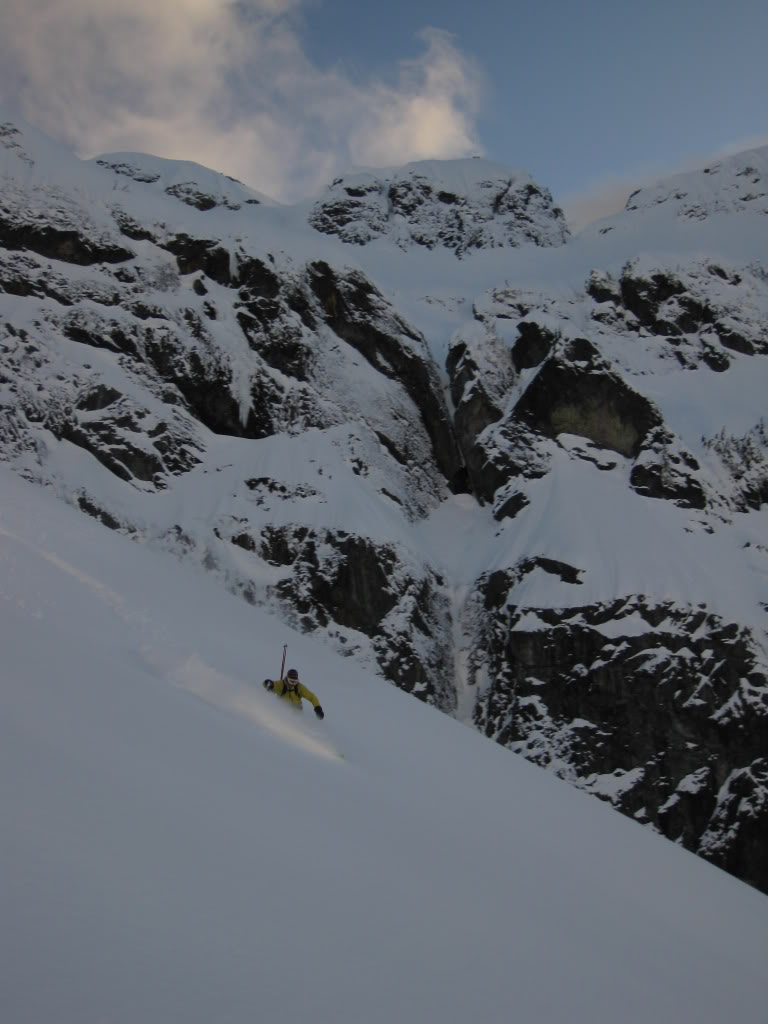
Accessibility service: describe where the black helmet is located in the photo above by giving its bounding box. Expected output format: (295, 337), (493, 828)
(286, 668), (299, 680)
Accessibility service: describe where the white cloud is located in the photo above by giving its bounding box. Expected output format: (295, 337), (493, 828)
(0, 2), (484, 200)
(348, 29), (484, 168)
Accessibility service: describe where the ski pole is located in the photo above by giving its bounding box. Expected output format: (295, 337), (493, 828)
(279, 643), (287, 682)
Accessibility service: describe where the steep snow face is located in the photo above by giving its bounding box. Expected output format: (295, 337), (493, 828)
(1, 110), (768, 893)
(308, 158), (569, 254)
(2, 468), (768, 1024)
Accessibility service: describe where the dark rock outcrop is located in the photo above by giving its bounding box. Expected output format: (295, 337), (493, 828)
(0, 212), (133, 266)
(589, 260), (768, 365)
(630, 428), (707, 509)
(511, 320), (556, 371)
(261, 525), (454, 708)
(307, 261), (466, 490)
(468, 577), (768, 892)
(161, 234), (232, 285)
(513, 343), (661, 459)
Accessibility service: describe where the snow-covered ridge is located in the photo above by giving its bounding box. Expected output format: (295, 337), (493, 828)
(92, 151), (276, 211)
(624, 145), (768, 220)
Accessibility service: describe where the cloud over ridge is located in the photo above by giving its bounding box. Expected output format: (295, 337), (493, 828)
(0, 0), (484, 200)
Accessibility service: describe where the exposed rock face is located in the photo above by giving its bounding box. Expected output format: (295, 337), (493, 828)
(306, 261), (465, 489)
(448, 255), (768, 519)
(259, 525), (454, 709)
(613, 259), (768, 360)
(0, 193), (134, 266)
(447, 323), (668, 515)
(443, 254), (768, 893)
(1, 321), (203, 493)
(1, 209), (460, 497)
(630, 428), (707, 510)
(309, 159), (569, 254)
(467, 576), (768, 892)
(512, 340), (661, 458)
(160, 234), (232, 285)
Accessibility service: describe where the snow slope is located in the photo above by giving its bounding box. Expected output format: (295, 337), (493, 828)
(1, 466), (767, 1024)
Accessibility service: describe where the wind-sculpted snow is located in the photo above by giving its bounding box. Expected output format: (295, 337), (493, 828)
(2, 109), (768, 892)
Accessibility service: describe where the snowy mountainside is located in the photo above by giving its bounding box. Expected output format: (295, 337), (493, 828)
(308, 158), (569, 254)
(1, 111), (767, 893)
(3, 467), (767, 1024)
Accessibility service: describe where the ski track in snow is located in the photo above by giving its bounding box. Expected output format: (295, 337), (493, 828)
(0, 516), (343, 763)
(143, 649), (344, 763)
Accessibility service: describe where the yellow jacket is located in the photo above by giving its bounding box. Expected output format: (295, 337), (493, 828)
(271, 677), (320, 711)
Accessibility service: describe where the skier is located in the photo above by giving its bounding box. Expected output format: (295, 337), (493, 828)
(263, 668), (325, 719)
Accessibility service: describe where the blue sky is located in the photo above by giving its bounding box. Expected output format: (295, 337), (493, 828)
(1, 0), (766, 226)
(299, 0), (768, 218)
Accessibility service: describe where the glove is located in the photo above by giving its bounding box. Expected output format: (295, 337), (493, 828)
(263, 679), (274, 691)
(314, 705), (325, 720)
